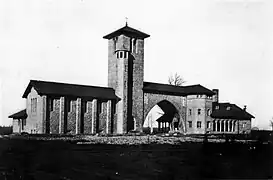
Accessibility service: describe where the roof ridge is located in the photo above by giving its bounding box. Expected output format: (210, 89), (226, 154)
(144, 81), (202, 88)
(30, 79), (114, 90)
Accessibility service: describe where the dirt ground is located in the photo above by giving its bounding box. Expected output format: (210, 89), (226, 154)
(0, 138), (272, 180)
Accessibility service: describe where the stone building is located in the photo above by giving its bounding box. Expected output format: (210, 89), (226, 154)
(9, 23), (254, 135)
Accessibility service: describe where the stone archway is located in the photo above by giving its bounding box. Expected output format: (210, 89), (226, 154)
(143, 99), (184, 133)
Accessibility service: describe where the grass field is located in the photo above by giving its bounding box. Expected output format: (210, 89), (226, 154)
(0, 138), (272, 180)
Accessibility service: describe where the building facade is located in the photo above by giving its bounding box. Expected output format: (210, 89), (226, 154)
(9, 24), (254, 135)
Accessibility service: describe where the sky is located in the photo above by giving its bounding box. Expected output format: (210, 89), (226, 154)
(0, 0), (272, 129)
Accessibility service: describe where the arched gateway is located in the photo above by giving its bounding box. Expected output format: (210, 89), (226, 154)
(143, 100), (181, 133)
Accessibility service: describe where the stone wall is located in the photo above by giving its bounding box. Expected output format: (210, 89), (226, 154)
(83, 101), (93, 134)
(132, 39), (144, 132)
(49, 97), (60, 134)
(67, 99), (77, 134)
(238, 120), (251, 134)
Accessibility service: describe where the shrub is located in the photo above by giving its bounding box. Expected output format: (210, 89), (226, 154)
(0, 126), (12, 135)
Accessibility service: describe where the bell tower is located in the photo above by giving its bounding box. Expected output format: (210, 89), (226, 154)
(103, 23), (150, 134)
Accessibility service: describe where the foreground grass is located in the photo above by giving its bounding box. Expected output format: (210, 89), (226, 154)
(0, 137), (272, 180)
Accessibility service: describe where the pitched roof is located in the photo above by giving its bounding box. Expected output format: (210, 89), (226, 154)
(143, 82), (215, 96)
(211, 102), (254, 120)
(22, 80), (119, 100)
(103, 25), (150, 39)
(8, 109), (27, 119)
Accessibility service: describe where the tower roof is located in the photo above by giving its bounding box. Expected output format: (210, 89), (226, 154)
(103, 25), (150, 39)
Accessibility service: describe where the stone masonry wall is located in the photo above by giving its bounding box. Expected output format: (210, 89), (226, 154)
(132, 39), (144, 132)
(98, 101), (107, 133)
(49, 98), (60, 134)
(238, 120), (251, 134)
(83, 101), (93, 134)
(67, 99), (77, 134)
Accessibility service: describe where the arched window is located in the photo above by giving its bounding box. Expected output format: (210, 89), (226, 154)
(207, 109), (211, 116)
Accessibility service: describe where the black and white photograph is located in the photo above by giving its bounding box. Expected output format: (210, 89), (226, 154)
(0, 0), (272, 179)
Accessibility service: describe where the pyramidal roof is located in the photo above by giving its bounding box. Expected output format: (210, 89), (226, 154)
(103, 24), (150, 39)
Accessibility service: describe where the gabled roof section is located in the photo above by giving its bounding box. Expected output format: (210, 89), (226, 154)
(143, 82), (215, 96)
(8, 109), (27, 119)
(22, 80), (119, 100)
(211, 102), (255, 120)
(103, 25), (150, 39)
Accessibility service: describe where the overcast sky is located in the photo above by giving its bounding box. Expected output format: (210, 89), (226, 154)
(0, 0), (272, 129)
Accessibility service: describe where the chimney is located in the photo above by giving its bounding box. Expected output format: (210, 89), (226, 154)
(243, 105), (247, 111)
(212, 89), (219, 102)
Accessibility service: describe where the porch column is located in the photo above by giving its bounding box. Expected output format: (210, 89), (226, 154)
(59, 97), (64, 134)
(75, 98), (81, 134)
(91, 99), (97, 134)
(226, 120), (229, 132)
(220, 120), (222, 132)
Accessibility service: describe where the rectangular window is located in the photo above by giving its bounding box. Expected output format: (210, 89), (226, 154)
(188, 121), (192, 128)
(207, 122), (210, 128)
(67, 100), (71, 112)
(215, 105), (219, 110)
(97, 101), (102, 114)
(189, 109), (192, 115)
(49, 98), (54, 111)
(31, 98), (37, 113)
(85, 101), (88, 113)
(197, 121), (201, 128)
(198, 109), (201, 115)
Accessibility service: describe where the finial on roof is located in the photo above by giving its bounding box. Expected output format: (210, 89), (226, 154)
(125, 17), (128, 26)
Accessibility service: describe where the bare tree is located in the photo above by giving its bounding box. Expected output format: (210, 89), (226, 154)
(270, 117), (273, 131)
(168, 73), (186, 86)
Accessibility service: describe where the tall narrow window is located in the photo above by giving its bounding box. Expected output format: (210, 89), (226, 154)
(50, 98), (54, 111)
(207, 122), (210, 128)
(97, 101), (102, 114)
(198, 109), (201, 115)
(31, 98), (37, 113)
(120, 51), (123, 58)
(188, 121), (192, 128)
(67, 100), (71, 112)
(197, 121), (201, 128)
(207, 109), (211, 116)
(189, 109), (192, 115)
